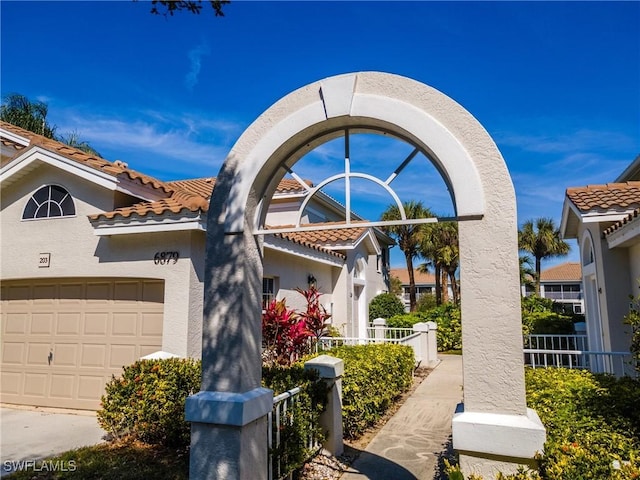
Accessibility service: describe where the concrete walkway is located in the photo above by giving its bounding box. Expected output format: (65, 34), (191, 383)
(1, 406), (106, 477)
(340, 354), (463, 480)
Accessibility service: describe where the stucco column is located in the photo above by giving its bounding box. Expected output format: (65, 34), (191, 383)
(454, 213), (546, 476)
(372, 317), (386, 341)
(304, 355), (344, 456)
(186, 176), (273, 480)
(412, 321), (439, 368)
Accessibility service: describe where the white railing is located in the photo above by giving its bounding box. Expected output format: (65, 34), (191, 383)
(268, 387), (321, 480)
(366, 326), (415, 340)
(524, 349), (636, 377)
(524, 334), (588, 351)
(317, 336), (405, 350)
(317, 330), (423, 367)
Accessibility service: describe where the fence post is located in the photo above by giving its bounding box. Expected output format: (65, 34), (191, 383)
(373, 317), (386, 341)
(304, 355), (344, 456)
(413, 321), (440, 368)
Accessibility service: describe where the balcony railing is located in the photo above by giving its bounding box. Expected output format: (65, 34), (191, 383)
(543, 291), (582, 300)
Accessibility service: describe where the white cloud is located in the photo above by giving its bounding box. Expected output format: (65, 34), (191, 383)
(184, 41), (211, 90)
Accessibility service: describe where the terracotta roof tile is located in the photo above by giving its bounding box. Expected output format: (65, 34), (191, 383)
(89, 197), (201, 221)
(167, 178), (216, 199)
(275, 178), (313, 193)
(268, 222), (368, 245)
(566, 182), (640, 213)
(269, 231), (346, 259)
(389, 268), (437, 285)
(540, 262), (581, 282)
(604, 207), (640, 237)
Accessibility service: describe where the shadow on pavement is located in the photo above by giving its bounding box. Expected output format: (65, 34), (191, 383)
(342, 446), (418, 480)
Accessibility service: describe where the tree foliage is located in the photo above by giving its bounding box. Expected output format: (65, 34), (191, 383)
(1, 93), (101, 157)
(369, 293), (406, 321)
(381, 201), (434, 311)
(1, 93), (56, 138)
(419, 220), (459, 305)
(146, 0), (229, 17)
(518, 217), (570, 295)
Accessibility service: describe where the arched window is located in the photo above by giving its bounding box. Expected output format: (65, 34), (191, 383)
(582, 234), (595, 266)
(22, 185), (76, 220)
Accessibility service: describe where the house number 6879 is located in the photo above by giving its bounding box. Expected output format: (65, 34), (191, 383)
(154, 251), (179, 265)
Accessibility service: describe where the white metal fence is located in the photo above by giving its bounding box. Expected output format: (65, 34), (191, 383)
(268, 387), (322, 480)
(316, 329), (423, 366)
(524, 334), (588, 351)
(523, 334), (636, 377)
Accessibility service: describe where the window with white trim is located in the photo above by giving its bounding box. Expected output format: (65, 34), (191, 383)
(22, 185), (76, 219)
(262, 277), (276, 309)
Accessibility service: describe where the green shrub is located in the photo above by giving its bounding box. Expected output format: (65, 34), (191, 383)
(526, 368), (640, 479)
(320, 344), (414, 438)
(447, 369), (640, 479)
(522, 311), (574, 336)
(386, 313), (425, 329)
(97, 358), (201, 447)
(388, 304), (461, 351)
(422, 304), (462, 351)
(520, 295), (578, 336)
(369, 293), (406, 321)
(416, 293), (438, 312)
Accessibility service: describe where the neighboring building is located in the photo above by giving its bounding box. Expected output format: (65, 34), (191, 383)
(560, 155), (640, 366)
(390, 267), (453, 311)
(0, 121), (392, 409)
(523, 262), (584, 314)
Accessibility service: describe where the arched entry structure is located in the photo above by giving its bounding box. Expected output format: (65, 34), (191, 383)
(185, 72), (546, 479)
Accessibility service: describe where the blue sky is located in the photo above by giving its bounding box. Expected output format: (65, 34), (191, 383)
(2, 1), (639, 268)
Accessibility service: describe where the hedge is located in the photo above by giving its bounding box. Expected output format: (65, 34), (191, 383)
(368, 293), (406, 321)
(319, 343), (415, 438)
(447, 368), (640, 479)
(389, 304), (462, 352)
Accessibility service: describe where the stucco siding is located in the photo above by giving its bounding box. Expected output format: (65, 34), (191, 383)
(263, 248), (336, 315)
(1, 168), (204, 357)
(629, 243), (640, 296)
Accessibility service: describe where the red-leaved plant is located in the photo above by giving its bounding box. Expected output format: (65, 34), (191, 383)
(262, 286), (332, 366)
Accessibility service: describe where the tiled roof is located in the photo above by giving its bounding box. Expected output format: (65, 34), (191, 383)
(604, 207), (640, 237)
(269, 231), (346, 259)
(389, 268), (437, 285)
(275, 178), (313, 194)
(273, 224), (368, 246)
(167, 178), (216, 199)
(540, 262), (581, 282)
(566, 182), (640, 213)
(165, 177), (310, 200)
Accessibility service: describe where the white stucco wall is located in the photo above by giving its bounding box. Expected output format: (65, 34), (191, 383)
(1, 164), (204, 357)
(262, 247), (336, 314)
(580, 222), (633, 354)
(629, 242), (640, 296)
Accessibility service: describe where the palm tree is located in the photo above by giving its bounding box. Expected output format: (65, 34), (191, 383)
(381, 201), (434, 312)
(519, 254), (536, 291)
(419, 220), (459, 305)
(0, 93), (56, 138)
(58, 131), (102, 157)
(518, 217), (570, 295)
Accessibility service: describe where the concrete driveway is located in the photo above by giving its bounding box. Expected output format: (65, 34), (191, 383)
(1, 406), (106, 477)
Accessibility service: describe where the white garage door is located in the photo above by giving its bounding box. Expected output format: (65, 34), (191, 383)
(1, 278), (164, 410)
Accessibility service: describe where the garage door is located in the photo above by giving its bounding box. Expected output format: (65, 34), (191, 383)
(1, 278), (164, 410)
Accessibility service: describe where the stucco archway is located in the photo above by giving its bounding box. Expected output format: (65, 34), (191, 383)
(186, 72), (545, 479)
